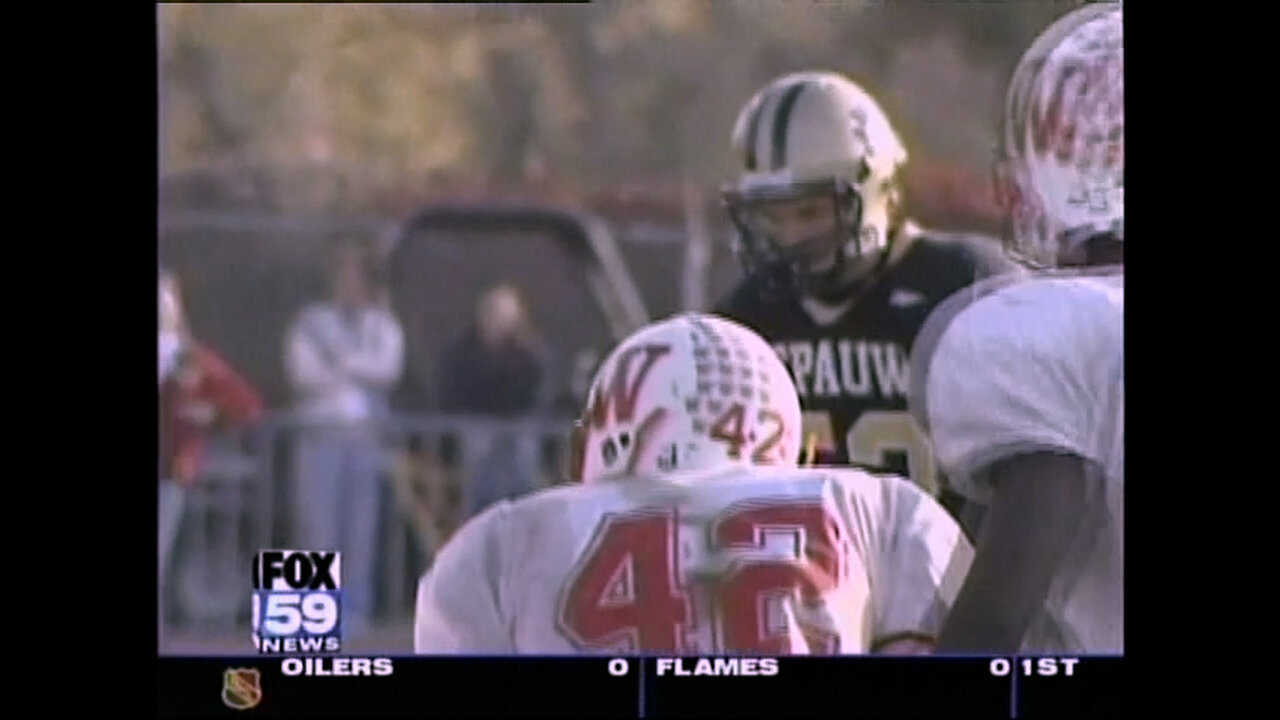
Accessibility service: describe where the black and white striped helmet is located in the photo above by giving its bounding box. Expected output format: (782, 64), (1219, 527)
(722, 71), (908, 288)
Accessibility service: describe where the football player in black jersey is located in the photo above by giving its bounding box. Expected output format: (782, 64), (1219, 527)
(713, 70), (1025, 538)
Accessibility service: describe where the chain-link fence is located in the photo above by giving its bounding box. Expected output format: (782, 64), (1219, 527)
(161, 412), (577, 654)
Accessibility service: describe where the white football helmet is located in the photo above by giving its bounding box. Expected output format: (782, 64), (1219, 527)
(995, 2), (1123, 267)
(722, 70), (908, 294)
(571, 313), (802, 484)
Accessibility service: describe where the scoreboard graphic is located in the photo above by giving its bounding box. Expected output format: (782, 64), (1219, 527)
(160, 655), (1125, 718)
(251, 549), (343, 654)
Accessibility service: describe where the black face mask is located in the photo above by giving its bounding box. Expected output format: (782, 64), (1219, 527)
(722, 179), (865, 302)
(1052, 227), (1124, 269)
(1080, 232), (1124, 267)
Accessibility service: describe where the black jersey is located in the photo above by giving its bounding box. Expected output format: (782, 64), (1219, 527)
(714, 228), (1025, 500)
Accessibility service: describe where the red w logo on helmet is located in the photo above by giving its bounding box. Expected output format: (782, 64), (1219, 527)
(1031, 54), (1121, 167)
(586, 344), (672, 429)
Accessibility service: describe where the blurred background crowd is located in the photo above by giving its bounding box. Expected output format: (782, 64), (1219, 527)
(157, 1), (1092, 654)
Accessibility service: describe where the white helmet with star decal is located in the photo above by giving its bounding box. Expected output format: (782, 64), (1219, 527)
(569, 313), (802, 484)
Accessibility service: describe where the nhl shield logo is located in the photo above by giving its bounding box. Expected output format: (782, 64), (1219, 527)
(221, 667), (262, 710)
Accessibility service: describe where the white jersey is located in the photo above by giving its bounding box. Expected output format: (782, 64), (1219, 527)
(414, 465), (973, 654)
(911, 267), (1123, 653)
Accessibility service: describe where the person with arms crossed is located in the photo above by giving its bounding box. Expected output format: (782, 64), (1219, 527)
(910, 2), (1123, 653)
(713, 70), (1025, 539)
(414, 312), (973, 655)
(284, 240), (405, 637)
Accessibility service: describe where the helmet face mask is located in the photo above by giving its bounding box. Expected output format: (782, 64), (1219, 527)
(567, 419), (588, 483)
(723, 178), (863, 295)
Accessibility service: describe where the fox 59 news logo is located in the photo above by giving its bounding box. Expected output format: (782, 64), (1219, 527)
(251, 550), (342, 654)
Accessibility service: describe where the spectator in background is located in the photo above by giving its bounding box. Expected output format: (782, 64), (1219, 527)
(437, 283), (548, 517)
(439, 284), (545, 415)
(284, 241), (404, 636)
(159, 269), (263, 640)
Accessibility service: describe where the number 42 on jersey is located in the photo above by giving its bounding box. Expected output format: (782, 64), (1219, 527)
(557, 502), (842, 655)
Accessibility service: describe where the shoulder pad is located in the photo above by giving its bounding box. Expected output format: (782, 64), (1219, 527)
(908, 271), (1030, 434)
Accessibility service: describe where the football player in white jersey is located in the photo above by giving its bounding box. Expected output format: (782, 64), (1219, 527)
(909, 2), (1123, 653)
(415, 312), (973, 655)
